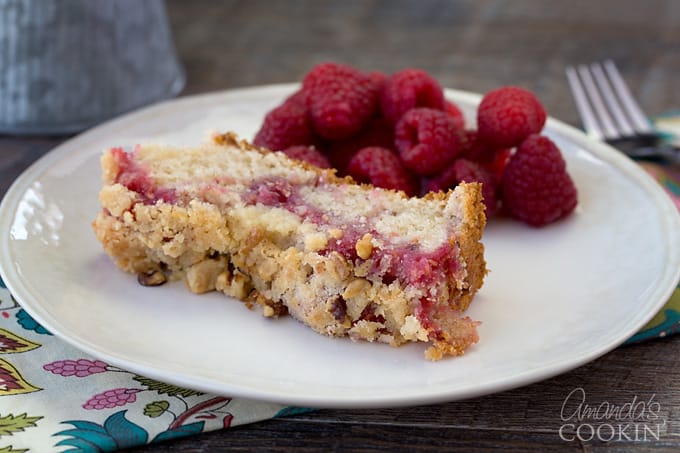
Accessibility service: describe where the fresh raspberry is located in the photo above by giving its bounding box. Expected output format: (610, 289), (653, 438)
(367, 70), (388, 93)
(424, 159), (499, 216)
(302, 62), (379, 140)
(324, 116), (395, 175)
(394, 108), (462, 176)
(477, 86), (547, 148)
(253, 91), (313, 151)
(445, 101), (465, 130)
(422, 163), (456, 194)
(458, 129), (512, 180)
(450, 159), (499, 217)
(459, 130), (495, 163)
(483, 148), (512, 182)
(381, 69), (445, 124)
(321, 143), (358, 177)
(282, 145), (330, 169)
(348, 146), (417, 195)
(501, 134), (577, 227)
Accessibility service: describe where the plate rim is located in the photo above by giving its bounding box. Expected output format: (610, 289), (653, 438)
(1, 84), (679, 408)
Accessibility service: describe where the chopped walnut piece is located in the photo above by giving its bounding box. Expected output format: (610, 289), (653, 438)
(217, 268), (252, 300)
(355, 233), (374, 259)
(342, 278), (371, 300)
(304, 232), (328, 252)
(248, 291), (288, 317)
(328, 228), (343, 239)
(137, 270), (167, 286)
(185, 257), (227, 293)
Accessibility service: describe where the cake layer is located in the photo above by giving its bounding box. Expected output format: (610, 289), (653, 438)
(93, 133), (487, 359)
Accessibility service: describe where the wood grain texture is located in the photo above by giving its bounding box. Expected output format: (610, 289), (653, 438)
(125, 338), (680, 451)
(2, 0), (680, 451)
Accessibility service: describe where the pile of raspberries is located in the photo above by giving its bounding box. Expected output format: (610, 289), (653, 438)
(253, 62), (577, 227)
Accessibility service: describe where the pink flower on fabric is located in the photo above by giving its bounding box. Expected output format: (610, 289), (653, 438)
(43, 359), (109, 377)
(83, 388), (141, 409)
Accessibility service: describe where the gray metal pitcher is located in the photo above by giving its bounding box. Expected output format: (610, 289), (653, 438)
(0, 0), (185, 135)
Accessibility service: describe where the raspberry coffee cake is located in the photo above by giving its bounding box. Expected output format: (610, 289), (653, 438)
(92, 133), (487, 360)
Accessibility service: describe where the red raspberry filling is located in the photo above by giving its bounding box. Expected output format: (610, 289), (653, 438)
(111, 147), (176, 204)
(244, 179), (295, 207)
(238, 177), (462, 302)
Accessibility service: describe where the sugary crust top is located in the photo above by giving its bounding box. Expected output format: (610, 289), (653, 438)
(102, 132), (485, 254)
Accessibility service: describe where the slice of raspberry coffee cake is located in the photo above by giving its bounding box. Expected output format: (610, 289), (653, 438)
(92, 133), (487, 360)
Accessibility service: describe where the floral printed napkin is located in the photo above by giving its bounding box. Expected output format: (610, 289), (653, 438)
(626, 161), (680, 343)
(0, 280), (308, 452)
(623, 112), (680, 343)
(1, 118), (679, 452)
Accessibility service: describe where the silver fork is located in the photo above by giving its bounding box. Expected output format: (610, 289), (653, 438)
(566, 60), (680, 164)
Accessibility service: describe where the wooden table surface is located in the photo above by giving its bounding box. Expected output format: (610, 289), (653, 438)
(2, 1), (680, 451)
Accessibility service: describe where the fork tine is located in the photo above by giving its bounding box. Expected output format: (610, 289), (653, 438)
(566, 66), (605, 140)
(576, 64), (619, 140)
(602, 60), (654, 134)
(590, 62), (635, 137)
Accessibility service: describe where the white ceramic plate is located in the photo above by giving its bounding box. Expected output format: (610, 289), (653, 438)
(1, 85), (679, 408)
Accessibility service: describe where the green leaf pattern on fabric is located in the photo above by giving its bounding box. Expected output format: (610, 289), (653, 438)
(143, 401), (170, 418)
(132, 376), (203, 398)
(0, 446), (28, 453)
(0, 414), (42, 437)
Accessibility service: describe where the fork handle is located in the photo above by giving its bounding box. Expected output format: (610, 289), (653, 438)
(624, 144), (680, 166)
